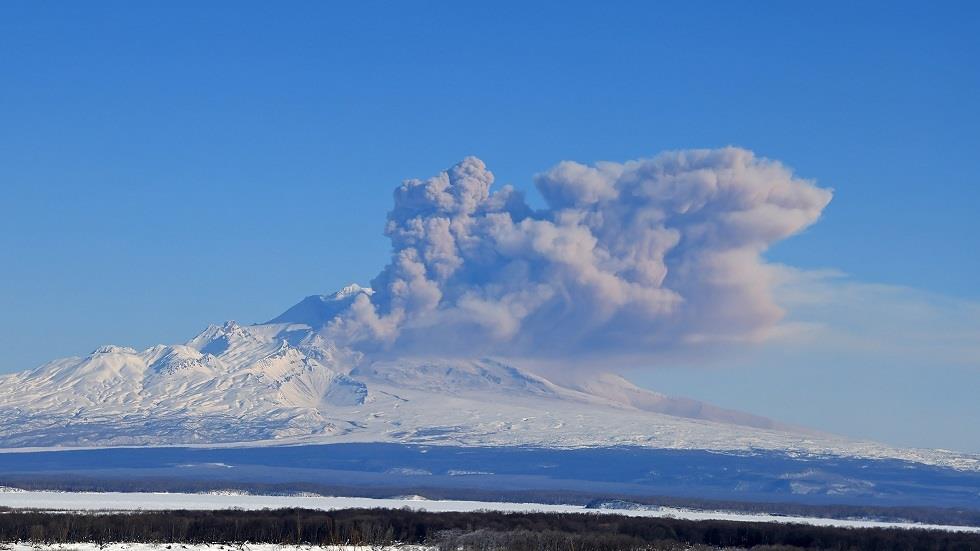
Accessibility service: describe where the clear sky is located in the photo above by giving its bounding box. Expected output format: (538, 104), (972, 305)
(1, 2), (978, 451)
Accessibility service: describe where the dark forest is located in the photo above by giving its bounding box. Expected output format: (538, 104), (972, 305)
(0, 508), (978, 551)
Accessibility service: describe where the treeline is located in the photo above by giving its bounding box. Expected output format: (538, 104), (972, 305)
(0, 508), (979, 550)
(3, 473), (979, 528)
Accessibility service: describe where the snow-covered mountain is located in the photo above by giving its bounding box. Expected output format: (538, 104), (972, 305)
(0, 285), (976, 472)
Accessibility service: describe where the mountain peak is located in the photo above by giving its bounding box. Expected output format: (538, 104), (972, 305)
(265, 284), (372, 328)
(332, 283), (373, 300)
(90, 345), (138, 356)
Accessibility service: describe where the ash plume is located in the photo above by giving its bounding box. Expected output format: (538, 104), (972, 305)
(325, 147), (832, 363)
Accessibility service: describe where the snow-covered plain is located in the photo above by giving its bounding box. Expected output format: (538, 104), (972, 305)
(0, 544), (429, 551)
(0, 285), (977, 473)
(1, 491), (978, 534)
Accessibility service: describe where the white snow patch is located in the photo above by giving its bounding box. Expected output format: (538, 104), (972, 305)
(0, 491), (977, 534)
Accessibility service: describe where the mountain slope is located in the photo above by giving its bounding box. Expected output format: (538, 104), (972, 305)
(0, 287), (976, 472)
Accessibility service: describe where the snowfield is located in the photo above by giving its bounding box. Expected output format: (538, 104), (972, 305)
(0, 491), (978, 534)
(0, 285), (977, 473)
(0, 544), (430, 551)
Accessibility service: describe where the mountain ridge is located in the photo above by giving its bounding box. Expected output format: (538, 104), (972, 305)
(0, 287), (977, 473)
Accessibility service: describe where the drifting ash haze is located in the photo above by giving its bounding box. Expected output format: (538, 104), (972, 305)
(1, 148), (976, 471)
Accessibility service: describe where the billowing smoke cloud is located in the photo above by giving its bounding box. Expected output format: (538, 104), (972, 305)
(326, 147), (832, 363)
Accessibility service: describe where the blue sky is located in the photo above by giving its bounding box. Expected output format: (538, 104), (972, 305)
(1, 2), (978, 451)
